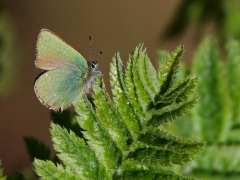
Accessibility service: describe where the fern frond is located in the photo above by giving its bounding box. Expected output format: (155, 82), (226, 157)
(110, 52), (141, 137)
(120, 158), (199, 180)
(34, 44), (203, 180)
(158, 45), (184, 95)
(149, 96), (199, 126)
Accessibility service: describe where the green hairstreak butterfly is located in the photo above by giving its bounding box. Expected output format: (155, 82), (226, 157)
(34, 29), (102, 112)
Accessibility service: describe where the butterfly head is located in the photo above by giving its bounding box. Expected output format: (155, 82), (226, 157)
(89, 61), (101, 76)
(90, 61), (98, 69)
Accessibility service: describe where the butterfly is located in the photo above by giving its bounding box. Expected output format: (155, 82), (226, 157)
(34, 29), (102, 113)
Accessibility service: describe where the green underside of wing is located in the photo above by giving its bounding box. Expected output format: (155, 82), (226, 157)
(36, 30), (88, 71)
(35, 65), (85, 110)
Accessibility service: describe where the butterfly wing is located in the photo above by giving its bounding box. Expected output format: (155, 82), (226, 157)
(35, 29), (88, 71)
(34, 65), (86, 112)
(34, 29), (89, 111)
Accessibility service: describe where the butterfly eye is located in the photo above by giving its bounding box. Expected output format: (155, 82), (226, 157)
(91, 63), (96, 69)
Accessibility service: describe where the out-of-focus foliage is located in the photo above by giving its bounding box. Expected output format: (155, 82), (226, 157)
(4, 108), (85, 179)
(162, 0), (240, 40)
(191, 37), (230, 143)
(159, 37), (240, 179)
(6, 172), (25, 180)
(34, 44), (205, 179)
(222, 0), (240, 40)
(0, 160), (6, 180)
(22, 110), (80, 179)
(225, 39), (240, 127)
(24, 137), (52, 163)
(0, 4), (15, 98)
(24, 110), (83, 164)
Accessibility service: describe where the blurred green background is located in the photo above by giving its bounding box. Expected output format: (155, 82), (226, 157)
(1, 0), (240, 179)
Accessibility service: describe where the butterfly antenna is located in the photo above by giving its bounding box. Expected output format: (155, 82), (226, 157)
(89, 34), (92, 62)
(93, 51), (103, 61)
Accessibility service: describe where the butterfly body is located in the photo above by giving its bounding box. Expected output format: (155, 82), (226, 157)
(34, 29), (101, 112)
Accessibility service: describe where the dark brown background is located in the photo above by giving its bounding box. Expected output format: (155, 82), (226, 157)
(0, 0), (214, 175)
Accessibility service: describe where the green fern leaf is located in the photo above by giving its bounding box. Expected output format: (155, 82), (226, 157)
(158, 45), (184, 95)
(149, 96), (199, 126)
(156, 77), (198, 105)
(34, 159), (81, 180)
(121, 158), (200, 180)
(50, 123), (105, 179)
(110, 51), (141, 136)
(93, 78), (131, 151)
(34, 44), (204, 180)
(125, 44), (152, 120)
(129, 128), (204, 167)
(137, 128), (204, 155)
(75, 94), (120, 179)
(136, 46), (159, 102)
